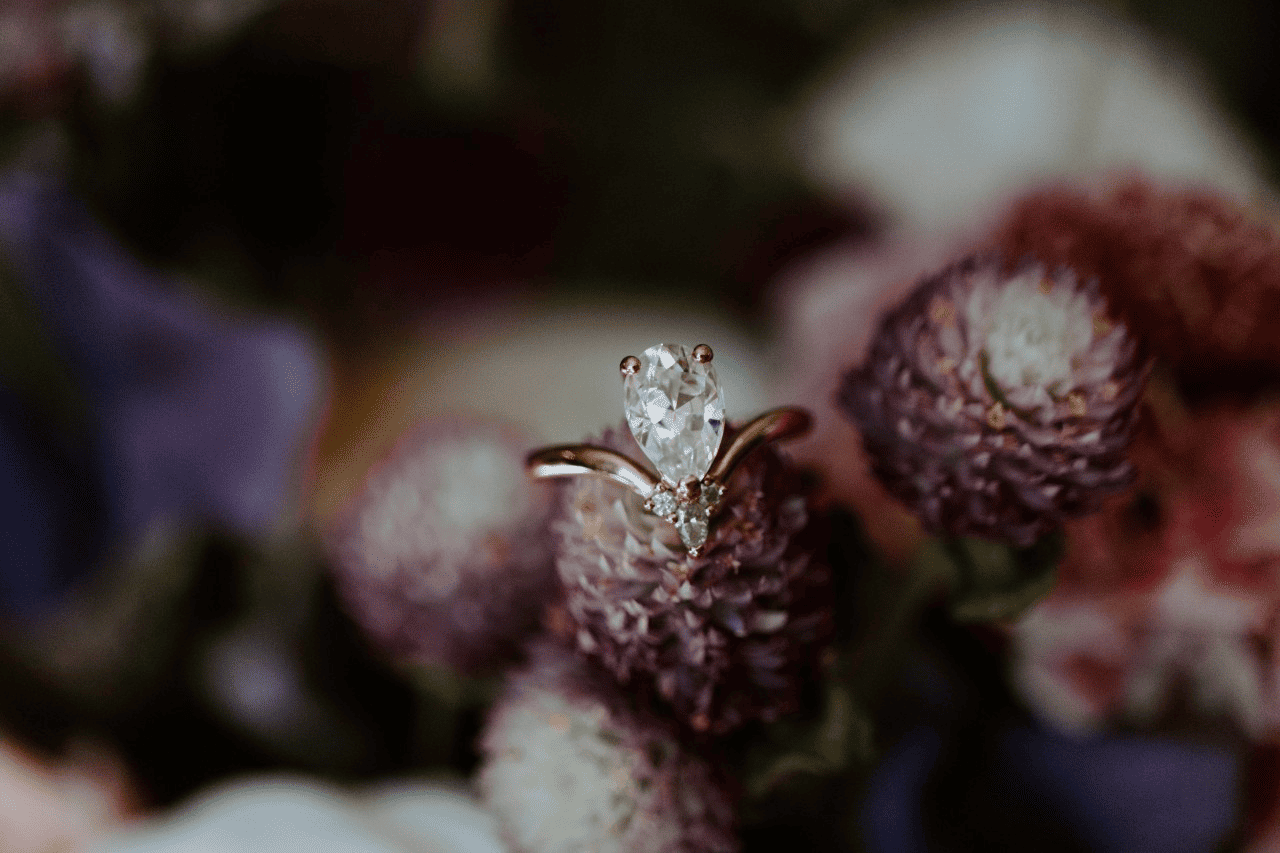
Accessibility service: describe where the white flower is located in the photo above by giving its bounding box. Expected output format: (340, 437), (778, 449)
(89, 776), (505, 853)
(1011, 563), (1280, 739)
(979, 269), (1096, 394)
(328, 418), (558, 673)
(479, 644), (737, 853)
(794, 3), (1268, 230)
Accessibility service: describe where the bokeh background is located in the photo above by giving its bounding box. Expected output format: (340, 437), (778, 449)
(1, 0), (1278, 850)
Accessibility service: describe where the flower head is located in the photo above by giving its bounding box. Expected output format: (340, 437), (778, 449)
(839, 253), (1147, 546)
(551, 426), (832, 735)
(993, 178), (1280, 402)
(1009, 404), (1280, 738)
(479, 641), (738, 853)
(327, 417), (558, 674)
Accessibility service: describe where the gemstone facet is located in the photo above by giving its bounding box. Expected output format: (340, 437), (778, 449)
(623, 343), (725, 484)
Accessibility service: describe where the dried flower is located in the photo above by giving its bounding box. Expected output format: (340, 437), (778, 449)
(993, 178), (1280, 402)
(1009, 405), (1280, 738)
(479, 641), (738, 853)
(327, 417), (557, 674)
(770, 235), (975, 565)
(839, 253), (1147, 546)
(552, 426), (831, 735)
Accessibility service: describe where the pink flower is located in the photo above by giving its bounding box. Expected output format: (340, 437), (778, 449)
(992, 178), (1280, 402)
(1011, 406), (1280, 737)
(551, 424), (831, 735)
(326, 417), (558, 674)
(0, 737), (133, 852)
(479, 641), (738, 853)
(838, 253), (1145, 547)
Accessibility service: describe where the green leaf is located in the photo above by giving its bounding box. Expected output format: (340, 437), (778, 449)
(943, 531), (1064, 623)
(740, 678), (873, 803)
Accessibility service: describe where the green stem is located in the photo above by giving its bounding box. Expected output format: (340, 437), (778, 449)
(849, 547), (950, 701)
(941, 536), (978, 594)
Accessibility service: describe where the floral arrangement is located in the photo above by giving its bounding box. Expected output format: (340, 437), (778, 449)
(316, 173), (1280, 851)
(5, 4), (1280, 852)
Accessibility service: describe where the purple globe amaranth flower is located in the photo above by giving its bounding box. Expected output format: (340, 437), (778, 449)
(327, 417), (558, 674)
(479, 640), (738, 853)
(552, 425), (832, 735)
(838, 253), (1149, 547)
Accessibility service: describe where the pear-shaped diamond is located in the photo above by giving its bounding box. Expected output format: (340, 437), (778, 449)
(623, 343), (725, 483)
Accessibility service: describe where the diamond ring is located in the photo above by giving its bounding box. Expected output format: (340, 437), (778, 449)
(525, 343), (811, 555)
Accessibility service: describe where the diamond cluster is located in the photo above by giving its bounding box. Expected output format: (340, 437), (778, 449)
(622, 343), (726, 553)
(645, 480), (724, 554)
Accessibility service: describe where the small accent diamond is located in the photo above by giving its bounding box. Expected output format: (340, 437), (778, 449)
(649, 489), (678, 519)
(675, 502), (710, 552)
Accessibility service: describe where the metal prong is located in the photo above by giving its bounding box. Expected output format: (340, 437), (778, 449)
(700, 478), (723, 507)
(675, 476), (701, 504)
(692, 344), (713, 364)
(620, 355), (641, 378)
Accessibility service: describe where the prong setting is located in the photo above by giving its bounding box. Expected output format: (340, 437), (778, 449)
(692, 343), (713, 364)
(676, 476), (702, 504)
(620, 355), (641, 378)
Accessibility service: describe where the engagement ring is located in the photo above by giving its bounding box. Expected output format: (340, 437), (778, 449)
(526, 343), (811, 555)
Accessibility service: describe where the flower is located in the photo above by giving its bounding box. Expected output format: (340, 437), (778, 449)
(551, 425), (831, 735)
(0, 174), (324, 614)
(838, 253), (1146, 546)
(792, 4), (1264, 232)
(91, 776), (506, 853)
(0, 738), (133, 853)
(1009, 405), (1280, 739)
(327, 417), (558, 674)
(993, 177), (1280, 401)
(478, 641), (738, 853)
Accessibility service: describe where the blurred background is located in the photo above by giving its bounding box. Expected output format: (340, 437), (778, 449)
(1, 0), (1278, 850)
